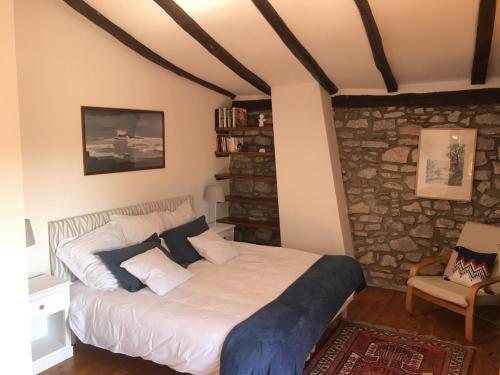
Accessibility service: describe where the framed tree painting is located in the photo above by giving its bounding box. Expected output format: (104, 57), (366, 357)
(415, 128), (477, 201)
(81, 106), (165, 175)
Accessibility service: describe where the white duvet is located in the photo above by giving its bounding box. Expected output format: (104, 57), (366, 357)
(69, 241), (320, 375)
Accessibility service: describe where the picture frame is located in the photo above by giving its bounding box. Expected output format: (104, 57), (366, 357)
(415, 128), (477, 201)
(81, 106), (165, 175)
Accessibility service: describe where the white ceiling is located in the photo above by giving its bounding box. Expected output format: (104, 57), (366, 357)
(80, 0), (500, 97)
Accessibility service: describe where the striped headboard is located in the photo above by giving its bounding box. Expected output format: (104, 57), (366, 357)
(48, 195), (193, 281)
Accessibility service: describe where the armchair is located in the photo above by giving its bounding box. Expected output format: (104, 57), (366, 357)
(405, 221), (500, 343)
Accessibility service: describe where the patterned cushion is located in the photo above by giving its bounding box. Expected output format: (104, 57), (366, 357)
(447, 246), (497, 287)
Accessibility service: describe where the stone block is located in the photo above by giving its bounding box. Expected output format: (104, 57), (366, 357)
(399, 125), (421, 136)
(409, 224), (434, 238)
(362, 141), (389, 148)
(373, 119), (396, 131)
(402, 202), (421, 213)
(475, 152), (488, 166)
(380, 254), (398, 267)
(383, 182), (404, 191)
(358, 252), (375, 265)
(346, 119), (368, 128)
(358, 168), (377, 179)
(435, 218), (455, 228)
(474, 170), (491, 181)
(477, 137), (495, 151)
(349, 201), (370, 214)
(447, 111), (461, 122)
(475, 113), (500, 125)
(382, 147), (410, 163)
(405, 252), (423, 262)
(359, 215), (383, 223)
(433, 201), (451, 210)
(384, 112), (405, 119)
(479, 194), (500, 207)
(390, 236), (418, 251)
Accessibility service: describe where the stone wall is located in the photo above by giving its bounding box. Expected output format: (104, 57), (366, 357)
(334, 103), (500, 289)
(228, 108), (281, 245)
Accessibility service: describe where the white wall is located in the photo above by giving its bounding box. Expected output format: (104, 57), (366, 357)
(272, 82), (353, 256)
(0, 0), (32, 372)
(14, 0), (230, 276)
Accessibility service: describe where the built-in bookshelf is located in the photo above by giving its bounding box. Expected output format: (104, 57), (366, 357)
(214, 101), (280, 245)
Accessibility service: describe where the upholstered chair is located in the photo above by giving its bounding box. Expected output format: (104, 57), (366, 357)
(405, 221), (500, 343)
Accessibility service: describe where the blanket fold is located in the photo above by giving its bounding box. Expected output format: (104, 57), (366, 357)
(220, 255), (366, 375)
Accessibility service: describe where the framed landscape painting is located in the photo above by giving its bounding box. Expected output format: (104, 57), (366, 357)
(415, 128), (477, 201)
(81, 106), (165, 175)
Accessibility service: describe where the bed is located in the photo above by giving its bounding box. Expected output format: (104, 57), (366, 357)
(49, 196), (365, 375)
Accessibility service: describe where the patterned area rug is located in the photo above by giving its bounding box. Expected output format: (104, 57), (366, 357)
(304, 320), (475, 375)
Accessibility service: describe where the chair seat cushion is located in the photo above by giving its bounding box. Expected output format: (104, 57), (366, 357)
(408, 276), (498, 307)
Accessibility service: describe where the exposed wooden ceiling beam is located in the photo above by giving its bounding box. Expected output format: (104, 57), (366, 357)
(62, 0), (235, 98)
(471, 0), (497, 84)
(153, 0), (271, 96)
(331, 88), (500, 108)
(354, 0), (397, 92)
(251, 0), (338, 95)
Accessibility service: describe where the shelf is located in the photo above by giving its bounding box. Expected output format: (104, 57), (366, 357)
(217, 217), (280, 231)
(225, 196), (278, 206)
(215, 151), (274, 157)
(215, 126), (274, 134)
(214, 174), (277, 182)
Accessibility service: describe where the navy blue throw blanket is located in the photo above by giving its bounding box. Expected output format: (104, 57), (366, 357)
(220, 255), (365, 375)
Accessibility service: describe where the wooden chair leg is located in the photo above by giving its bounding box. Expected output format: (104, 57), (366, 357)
(465, 306), (474, 343)
(405, 286), (414, 315)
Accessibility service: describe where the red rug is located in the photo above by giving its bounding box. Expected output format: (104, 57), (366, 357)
(304, 321), (475, 375)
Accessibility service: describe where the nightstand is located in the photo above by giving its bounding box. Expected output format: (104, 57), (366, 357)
(29, 275), (73, 374)
(210, 222), (236, 240)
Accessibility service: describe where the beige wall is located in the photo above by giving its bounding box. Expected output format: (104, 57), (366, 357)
(14, 0), (230, 276)
(0, 0), (32, 372)
(272, 82), (353, 256)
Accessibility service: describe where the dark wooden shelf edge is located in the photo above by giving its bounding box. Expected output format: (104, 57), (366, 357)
(214, 174), (277, 181)
(215, 126), (274, 134)
(225, 196), (278, 206)
(215, 151), (274, 157)
(217, 217), (280, 231)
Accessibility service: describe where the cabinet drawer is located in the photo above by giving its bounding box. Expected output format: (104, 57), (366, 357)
(30, 289), (69, 319)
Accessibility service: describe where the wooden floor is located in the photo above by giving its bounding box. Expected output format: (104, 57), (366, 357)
(42, 286), (499, 375)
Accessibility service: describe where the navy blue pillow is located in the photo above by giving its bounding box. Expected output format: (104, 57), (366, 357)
(160, 216), (209, 267)
(97, 233), (166, 292)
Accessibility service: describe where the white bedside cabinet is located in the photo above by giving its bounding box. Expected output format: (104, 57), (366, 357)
(29, 275), (73, 374)
(210, 222), (236, 240)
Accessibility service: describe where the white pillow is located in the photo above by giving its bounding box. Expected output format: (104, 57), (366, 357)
(188, 229), (239, 265)
(111, 212), (164, 245)
(158, 200), (195, 232)
(120, 248), (193, 296)
(56, 222), (126, 290)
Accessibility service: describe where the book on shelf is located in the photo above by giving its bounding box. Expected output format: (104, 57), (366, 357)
(216, 136), (244, 153)
(214, 107), (248, 129)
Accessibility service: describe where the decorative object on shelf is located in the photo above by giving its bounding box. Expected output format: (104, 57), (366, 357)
(259, 148), (266, 153)
(81, 106), (165, 175)
(258, 113), (266, 127)
(25, 218), (35, 247)
(204, 185), (226, 225)
(416, 128), (477, 201)
(237, 140), (243, 152)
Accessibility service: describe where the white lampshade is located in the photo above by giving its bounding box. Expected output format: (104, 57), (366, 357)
(25, 218), (35, 247)
(204, 185), (225, 203)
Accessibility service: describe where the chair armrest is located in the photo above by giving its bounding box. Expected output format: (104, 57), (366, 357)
(466, 276), (500, 307)
(409, 252), (452, 278)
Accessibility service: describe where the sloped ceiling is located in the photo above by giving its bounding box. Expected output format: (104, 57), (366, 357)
(75, 0), (499, 97)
